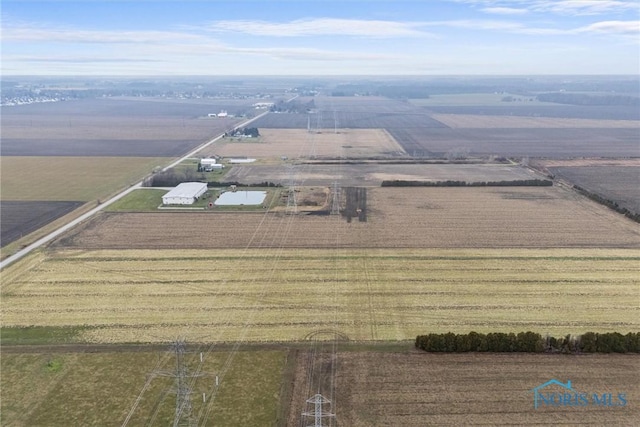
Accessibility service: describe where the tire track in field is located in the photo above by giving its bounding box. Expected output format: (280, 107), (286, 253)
(361, 252), (378, 340)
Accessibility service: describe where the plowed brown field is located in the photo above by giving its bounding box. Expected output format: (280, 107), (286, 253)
(54, 186), (640, 249)
(287, 352), (640, 426)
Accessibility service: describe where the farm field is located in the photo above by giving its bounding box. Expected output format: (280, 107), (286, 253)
(408, 93), (553, 106)
(223, 163), (542, 187)
(430, 114), (640, 129)
(203, 128), (405, 159)
(54, 186), (640, 250)
(0, 98), (251, 157)
(1, 248), (638, 343)
(322, 352), (639, 426)
(1, 156), (169, 250)
(0, 157), (168, 201)
(423, 104), (640, 120)
(0, 201), (84, 246)
(536, 159), (640, 215)
(387, 127), (640, 158)
(0, 348), (287, 427)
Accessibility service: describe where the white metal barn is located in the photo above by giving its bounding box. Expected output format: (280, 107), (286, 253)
(162, 182), (208, 205)
(200, 158), (217, 166)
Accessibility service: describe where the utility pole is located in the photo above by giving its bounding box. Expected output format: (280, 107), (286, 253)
(302, 394), (335, 427)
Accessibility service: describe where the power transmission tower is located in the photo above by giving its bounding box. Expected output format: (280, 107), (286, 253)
(286, 165), (298, 214)
(172, 340), (196, 427)
(302, 394), (335, 427)
(330, 181), (341, 215)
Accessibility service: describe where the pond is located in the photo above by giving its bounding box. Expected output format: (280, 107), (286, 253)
(214, 191), (267, 206)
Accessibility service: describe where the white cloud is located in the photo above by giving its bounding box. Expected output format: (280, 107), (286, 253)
(576, 20), (640, 35)
(481, 7), (528, 15)
(425, 18), (639, 36)
(536, 0), (640, 16)
(456, 0), (640, 16)
(206, 18), (432, 38)
(2, 24), (214, 45)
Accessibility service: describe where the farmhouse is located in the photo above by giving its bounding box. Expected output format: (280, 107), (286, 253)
(162, 182), (207, 205)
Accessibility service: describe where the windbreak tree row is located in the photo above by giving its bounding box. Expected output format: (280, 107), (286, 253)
(415, 331), (640, 354)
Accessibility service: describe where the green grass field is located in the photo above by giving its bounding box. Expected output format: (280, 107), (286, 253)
(1, 157), (169, 201)
(0, 349), (287, 426)
(106, 189), (169, 211)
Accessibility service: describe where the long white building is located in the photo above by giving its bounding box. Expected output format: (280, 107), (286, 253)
(162, 182), (208, 205)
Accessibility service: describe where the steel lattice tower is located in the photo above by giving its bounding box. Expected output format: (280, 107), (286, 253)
(302, 394), (335, 427)
(330, 181), (341, 215)
(286, 165), (298, 214)
(172, 340), (195, 427)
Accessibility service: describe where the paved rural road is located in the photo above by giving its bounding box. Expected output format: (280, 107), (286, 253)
(0, 111), (270, 270)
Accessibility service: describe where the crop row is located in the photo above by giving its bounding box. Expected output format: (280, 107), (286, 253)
(2, 248), (638, 343)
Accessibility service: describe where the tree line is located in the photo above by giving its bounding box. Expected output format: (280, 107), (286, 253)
(381, 179), (553, 187)
(415, 331), (640, 353)
(572, 184), (640, 223)
(537, 92), (640, 106)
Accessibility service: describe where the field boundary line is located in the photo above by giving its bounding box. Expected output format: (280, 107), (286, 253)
(0, 111), (269, 270)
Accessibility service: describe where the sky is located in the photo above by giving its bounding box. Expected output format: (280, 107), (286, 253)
(2, 0), (639, 75)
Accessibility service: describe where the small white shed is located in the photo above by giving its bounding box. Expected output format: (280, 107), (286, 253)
(162, 182), (208, 205)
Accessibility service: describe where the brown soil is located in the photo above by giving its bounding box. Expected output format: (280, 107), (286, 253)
(286, 351), (640, 426)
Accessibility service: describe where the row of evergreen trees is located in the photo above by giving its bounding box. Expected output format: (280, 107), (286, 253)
(381, 179), (552, 187)
(415, 332), (640, 353)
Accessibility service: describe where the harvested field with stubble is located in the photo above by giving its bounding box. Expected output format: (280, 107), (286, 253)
(203, 128), (405, 159)
(222, 163), (540, 187)
(388, 127), (640, 158)
(536, 159), (640, 215)
(294, 352), (639, 426)
(55, 186), (640, 249)
(1, 98), (245, 157)
(431, 113), (640, 129)
(1, 156), (168, 201)
(1, 248), (638, 343)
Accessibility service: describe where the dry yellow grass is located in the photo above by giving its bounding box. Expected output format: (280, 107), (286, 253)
(202, 128), (405, 159)
(1, 156), (168, 201)
(2, 248), (638, 343)
(432, 114), (640, 129)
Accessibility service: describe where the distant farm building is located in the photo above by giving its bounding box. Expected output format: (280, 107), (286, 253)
(200, 158), (217, 166)
(199, 158), (224, 172)
(204, 164), (224, 172)
(162, 182), (208, 205)
(208, 110), (229, 118)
